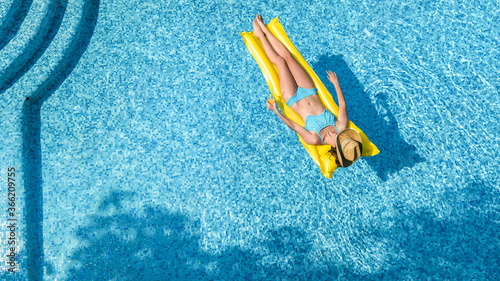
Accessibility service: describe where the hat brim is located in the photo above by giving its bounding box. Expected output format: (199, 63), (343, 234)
(336, 129), (363, 167)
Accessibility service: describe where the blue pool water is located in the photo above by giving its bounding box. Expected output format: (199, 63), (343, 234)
(1, 0), (499, 280)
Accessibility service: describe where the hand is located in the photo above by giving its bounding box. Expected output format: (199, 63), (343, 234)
(326, 71), (339, 85)
(266, 98), (278, 112)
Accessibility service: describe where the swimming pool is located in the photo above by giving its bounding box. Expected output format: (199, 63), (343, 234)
(1, 0), (499, 280)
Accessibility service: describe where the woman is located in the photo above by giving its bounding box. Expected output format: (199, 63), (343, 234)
(253, 15), (362, 167)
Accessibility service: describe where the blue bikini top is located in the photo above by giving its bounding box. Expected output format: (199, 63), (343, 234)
(304, 109), (339, 144)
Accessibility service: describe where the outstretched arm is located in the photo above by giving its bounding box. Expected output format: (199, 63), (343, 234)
(266, 99), (322, 145)
(326, 71), (349, 129)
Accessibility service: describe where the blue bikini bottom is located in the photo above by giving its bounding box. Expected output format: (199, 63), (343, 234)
(285, 87), (317, 107)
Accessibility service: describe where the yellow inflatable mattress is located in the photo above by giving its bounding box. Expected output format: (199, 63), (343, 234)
(240, 17), (379, 178)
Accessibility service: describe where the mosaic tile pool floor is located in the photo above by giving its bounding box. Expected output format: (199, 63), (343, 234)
(1, 0), (499, 280)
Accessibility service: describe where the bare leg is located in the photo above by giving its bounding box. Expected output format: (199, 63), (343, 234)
(256, 15), (315, 89)
(253, 16), (297, 100)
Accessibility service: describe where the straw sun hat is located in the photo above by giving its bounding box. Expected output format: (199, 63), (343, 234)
(336, 129), (363, 167)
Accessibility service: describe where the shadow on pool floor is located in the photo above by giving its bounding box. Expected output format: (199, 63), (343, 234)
(65, 190), (361, 280)
(20, 1), (100, 280)
(64, 184), (500, 280)
(379, 180), (500, 280)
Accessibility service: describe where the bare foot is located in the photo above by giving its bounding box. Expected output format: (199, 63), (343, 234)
(256, 15), (267, 32)
(253, 15), (265, 38)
